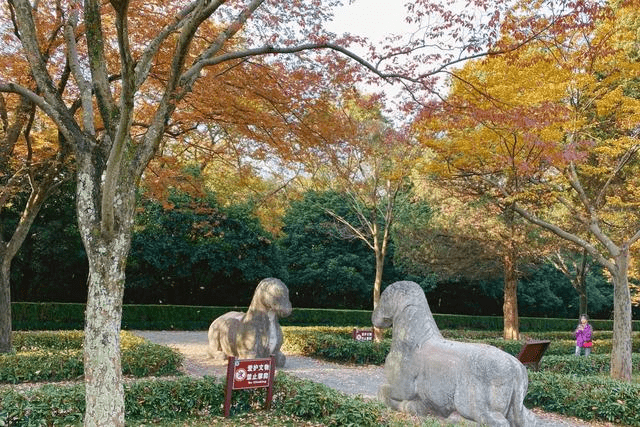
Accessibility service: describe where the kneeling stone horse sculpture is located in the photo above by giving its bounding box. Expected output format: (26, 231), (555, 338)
(372, 281), (545, 426)
(208, 278), (292, 367)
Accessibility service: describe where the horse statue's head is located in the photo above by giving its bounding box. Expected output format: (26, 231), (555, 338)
(372, 281), (441, 342)
(250, 277), (292, 318)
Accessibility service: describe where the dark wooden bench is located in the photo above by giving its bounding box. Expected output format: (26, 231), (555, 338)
(516, 340), (551, 371)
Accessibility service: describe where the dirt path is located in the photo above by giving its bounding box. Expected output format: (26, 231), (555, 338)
(133, 330), (623, 427)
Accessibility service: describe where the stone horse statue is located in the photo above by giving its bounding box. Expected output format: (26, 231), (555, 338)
(372, 281), (542, 426)
(207, 278), (292, 367)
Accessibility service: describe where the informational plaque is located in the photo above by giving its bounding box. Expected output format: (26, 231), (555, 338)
(352, 328), (374, 341)
(224, 355), (275, 417)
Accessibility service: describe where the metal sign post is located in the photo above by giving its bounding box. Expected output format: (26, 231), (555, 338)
(224, 355), (276, 417)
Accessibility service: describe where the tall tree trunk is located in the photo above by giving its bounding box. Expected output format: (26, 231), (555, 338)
(0, 182), (56, 353)
(372, 248), (384, 342)
(0, 258), (11, 353)
(83, 243), (129, 426)
(577, 279), (588, 316)
(76, 150), (137, 427)
(503, 250), (520, 340)
(576, 249), (589, 316)
(610, 250), (633, 381)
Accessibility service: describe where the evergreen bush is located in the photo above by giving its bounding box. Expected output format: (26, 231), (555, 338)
(0, 374), (397, 426)
(14, 301), (640, 331)
(526, 372), (640, 426)
(1, 331), (182, 384)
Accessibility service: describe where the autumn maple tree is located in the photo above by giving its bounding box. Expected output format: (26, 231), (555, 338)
(295, 92), (421, 341)
(0, 0), (615, 423)
(0, 25), (72, 354)
(0, 0), (433, 422)
(415, 1), (640, 380)
(393, 179), (554, 340)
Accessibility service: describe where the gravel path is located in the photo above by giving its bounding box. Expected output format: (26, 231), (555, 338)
(133, 330), (623, 427)
(133, 330), (384, 398)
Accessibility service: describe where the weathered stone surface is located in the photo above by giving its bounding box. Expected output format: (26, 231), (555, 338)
(207, 278), (292, 367)
(372, 281), (541, 426)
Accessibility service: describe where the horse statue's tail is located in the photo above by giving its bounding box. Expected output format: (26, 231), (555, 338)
(507, 363), (548, 427)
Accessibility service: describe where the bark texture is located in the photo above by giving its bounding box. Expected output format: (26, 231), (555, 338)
(76, 144), (137, 425)
(610, 251), (633, 381)
(502, 250), (520, 341)
(0, 262), (11, 353)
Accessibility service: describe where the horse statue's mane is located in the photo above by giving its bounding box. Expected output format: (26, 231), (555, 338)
(383, 281), (442, 347)
(207, 277), (291, 367)
(246, 277), (291, 317)
(372, 281), (540, 426)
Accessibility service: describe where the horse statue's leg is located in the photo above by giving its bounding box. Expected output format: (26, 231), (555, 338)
(208, 312), (242, 362)
(207, 322), (227, 362)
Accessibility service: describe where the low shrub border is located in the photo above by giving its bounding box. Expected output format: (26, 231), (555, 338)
(0, 373), (416, 427)
(526, 372), (640, 426)
(12, 302), (640, 331)
(281, 327), (640, 426)
(3, 365), (639, 426)
(281, 327), (640, 361)
(1, 331), (182, 384)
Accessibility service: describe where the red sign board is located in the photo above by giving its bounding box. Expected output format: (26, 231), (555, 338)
(231, 358), (273, 389)
(517, 340), (551, 371)
(224, 355), (275, 417)
(352, 328), (373, 341)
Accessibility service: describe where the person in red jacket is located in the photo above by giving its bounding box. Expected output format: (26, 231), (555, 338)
(574, 314), (593, 356)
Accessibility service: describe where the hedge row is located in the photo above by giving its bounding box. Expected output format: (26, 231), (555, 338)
(526, 372), (640, 425)
(0, 373), (436, 427)
(283, 327), (640, 426)
(281, 327), (640, 361)
(12, 302), (640, 331)
(1, 331), (182, 384)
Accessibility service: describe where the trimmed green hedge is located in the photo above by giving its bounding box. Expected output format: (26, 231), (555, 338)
(0, 373), (424, 427)
(526, 372), (640, 425)
(12, 302), (640, 331)
(281, 327), (640, 362)
(1, 331), (182, 384)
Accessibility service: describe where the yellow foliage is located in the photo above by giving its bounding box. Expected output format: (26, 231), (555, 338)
(414, 0), (640, 268)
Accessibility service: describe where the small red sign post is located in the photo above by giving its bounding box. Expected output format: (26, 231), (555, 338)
(352, 328), (373, 341)
(224, 355), (275, 417)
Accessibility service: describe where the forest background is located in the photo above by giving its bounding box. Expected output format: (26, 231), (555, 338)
(3, 178), (632, 321)
(2, 0), (640, 422)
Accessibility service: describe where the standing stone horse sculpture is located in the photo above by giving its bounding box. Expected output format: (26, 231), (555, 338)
(207, 278), (292, 367)
(372, 281), (542, 426)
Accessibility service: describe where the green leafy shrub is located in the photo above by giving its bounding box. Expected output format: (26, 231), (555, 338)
(282, 327), (390, 364)
(526, 372), (640, 425)
(538, 354), (640, 375)
(0, 383), (85, 426)
(12, 330), (85, 351)
(125, 376), (224, 420)
(274, 373), (385, 427)
(1, 331), (181, 384)
(1, 373), (401, 426)
(484, 336), (640, 357)
(16, 302), (639, 332)
(0, 350), (84, 384)
(121, 342), (183, 377)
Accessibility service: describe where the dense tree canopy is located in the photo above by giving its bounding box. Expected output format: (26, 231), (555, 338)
(414, 0), (640, 379)
(278, 190), (405, 309)
(126, 190), (284, 306)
